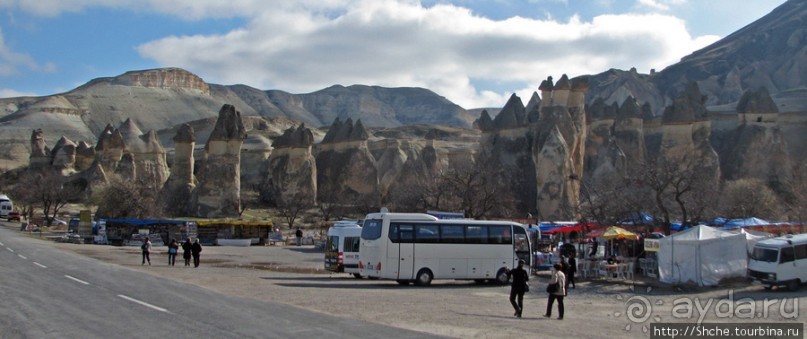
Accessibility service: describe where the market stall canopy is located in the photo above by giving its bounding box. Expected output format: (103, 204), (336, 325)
(602, 226), (639, 240)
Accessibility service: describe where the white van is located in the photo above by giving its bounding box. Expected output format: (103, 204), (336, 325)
(324, 221), (363, 278)
(0, 194), (13, 218)
(748, 234), (807, 291)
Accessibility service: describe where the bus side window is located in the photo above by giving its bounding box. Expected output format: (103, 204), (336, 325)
(466, 226), (487, 244)
(794, 244), (807, 260)
(389, 224), (399, 243)
(346, 237), (360, 252)
(780, 247), (795, 263)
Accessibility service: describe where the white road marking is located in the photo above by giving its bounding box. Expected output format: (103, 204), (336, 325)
(117, 294), (170, 313)
(0, 242), (4, 246)
(17, 254), (27, 259)
(64, 275), (90, 285)
(33, 262), (47, 268)
(6, 247), (13, 252)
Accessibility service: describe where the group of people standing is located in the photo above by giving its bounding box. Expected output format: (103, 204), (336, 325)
(141, 237), (203, 267)
(508, 259), (571, 320)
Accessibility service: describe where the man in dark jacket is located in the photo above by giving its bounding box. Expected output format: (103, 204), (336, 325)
(191, 238), (203, 267)
(182, 238), (192, 266)
(508, 259), (529, 318)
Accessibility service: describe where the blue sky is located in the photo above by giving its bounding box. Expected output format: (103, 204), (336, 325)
(0, 0), (787, 108)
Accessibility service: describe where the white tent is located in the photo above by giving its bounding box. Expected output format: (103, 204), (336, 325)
(657, 225), (748, 286)
(730, 228), (774, 254)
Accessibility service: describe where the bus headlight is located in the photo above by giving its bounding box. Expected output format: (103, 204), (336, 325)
(767, 273), (776, 280)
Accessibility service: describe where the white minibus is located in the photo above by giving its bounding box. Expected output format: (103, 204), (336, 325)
(324, 221), (363, 278)
(359, 212), (532, 286)
(748, 234), (807, 291)
(0, 194), (13, 218)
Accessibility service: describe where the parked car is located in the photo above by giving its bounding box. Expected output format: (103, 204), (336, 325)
(7, 211), (20, 222)
(43, 216), (67, 226)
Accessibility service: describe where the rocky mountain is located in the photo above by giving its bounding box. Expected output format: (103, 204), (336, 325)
(0, 68), (472, 168)
(1, 0), (806, 222)
(586, 0), (807, 115)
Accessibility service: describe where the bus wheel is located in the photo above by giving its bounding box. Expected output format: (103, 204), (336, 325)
(353, 273), (363, 279)
(396, 280), (410, 285)
(763, 284), (773, 290)
(415, 269), (433, 286)
(495, 268), (510, 285)
(787, 279), (800, 291)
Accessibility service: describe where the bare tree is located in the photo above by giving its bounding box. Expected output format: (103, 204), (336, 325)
(387, 170), (448, 213)
(783, 160), (807, 222)
(5, 168), (39, 220)
(441, 159), (502, 219)
(669, 155), (719, 227)
(92, 174), (161, 219)
(20, 170), (84, 225)
(277, 192), (312, 229)
(318, 181), (348, 222)
(632, 158), (678, 235)
(718, 178), (782, 219)
(579, 175), (632, 227)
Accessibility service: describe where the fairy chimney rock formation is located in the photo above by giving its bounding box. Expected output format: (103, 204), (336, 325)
(29, 129), (51, 170)
(160, 123), (196, 216)
(737, 87), (779, 124)
(118, 118), (170, 190)
(262, 124), (317, 206)
(75, 141), (96, 172)
(316, 118), (379, 203)
(95, 124), (126, 173)
(192, 104), (247, 217)
(51, 136), (77, 174)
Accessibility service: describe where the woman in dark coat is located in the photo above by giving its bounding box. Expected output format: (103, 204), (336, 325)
(182, 238), (192, 266)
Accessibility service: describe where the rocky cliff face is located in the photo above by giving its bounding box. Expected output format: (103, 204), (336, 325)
(106, 68), (210, 94)
(652, 0), (807, 106)
(719, 88), (793, 192)
(474, 74), (588, 220)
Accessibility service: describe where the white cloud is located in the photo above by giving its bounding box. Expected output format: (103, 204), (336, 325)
(0, 88), (37, 98)
(0, 27), (55, 75)
(0, 0), (723, 108)
(135, 1), (716, 108)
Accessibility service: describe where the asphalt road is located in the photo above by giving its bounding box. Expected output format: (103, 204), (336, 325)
(0, 225), (442, 339)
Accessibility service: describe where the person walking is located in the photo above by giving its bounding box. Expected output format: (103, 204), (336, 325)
(508, 259), (529, 318)
(167, 238), (179, 266)
(589, 237), (598, 257)
(182, 238), (192, 266)
(566, 255), (577, 289)
(191, 238), (203, 267)
(141, 238), (151, 265)
(544, 263), (566, 320)
(295, 227), (303, 247)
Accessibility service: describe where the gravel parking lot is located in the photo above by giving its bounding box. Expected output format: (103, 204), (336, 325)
(10, 225), (807, 338)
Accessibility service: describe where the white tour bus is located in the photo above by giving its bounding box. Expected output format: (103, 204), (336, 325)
(324, 221), (363, 278)
(748, 233), (807, 291)
(0, 194), (13, 217)
(359, 212), (532, 286)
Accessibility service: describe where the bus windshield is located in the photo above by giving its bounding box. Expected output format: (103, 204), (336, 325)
(361, 219), (383, 240)
(326, 236), (339, 253)
(751, 247), (778, 263)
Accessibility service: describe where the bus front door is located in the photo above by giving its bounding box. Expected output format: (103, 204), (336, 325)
(397, 225), (415, 280)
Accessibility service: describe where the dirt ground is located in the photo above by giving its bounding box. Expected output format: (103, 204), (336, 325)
(23, 231), (807, 338)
